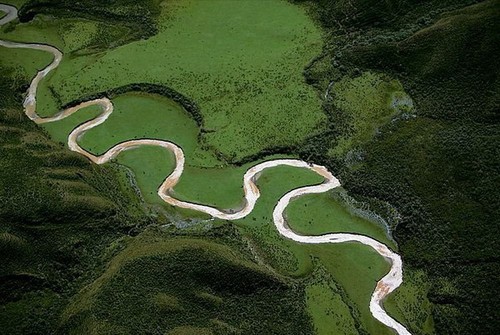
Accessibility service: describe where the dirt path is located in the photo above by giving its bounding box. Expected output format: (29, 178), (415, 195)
(0, 4), (411, 335)
(0, 3), (16, 25)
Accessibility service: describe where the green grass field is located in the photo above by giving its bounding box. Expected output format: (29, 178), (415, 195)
(306, 281), (358, 335)
(0, 47), (52, 78)
(286, 189), (394, 246)
(2, 0), (327, 162)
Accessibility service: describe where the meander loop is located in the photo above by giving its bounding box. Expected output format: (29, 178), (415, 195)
(0, 4), (411, 335)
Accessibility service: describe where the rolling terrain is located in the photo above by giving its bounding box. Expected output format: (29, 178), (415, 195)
(298, 0), (500, 333)
(1, 0), (498, 334)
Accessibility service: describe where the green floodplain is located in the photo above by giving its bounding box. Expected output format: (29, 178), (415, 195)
(4, 0), (497, 334)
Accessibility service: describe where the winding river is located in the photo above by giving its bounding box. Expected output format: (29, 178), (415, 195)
(0, 4), (411, 335)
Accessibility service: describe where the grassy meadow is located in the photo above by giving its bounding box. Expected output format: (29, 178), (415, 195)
(2, 0), (327, 162)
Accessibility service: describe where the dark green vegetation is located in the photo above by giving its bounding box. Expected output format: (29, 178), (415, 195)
(0, 64), (314, 334)
(298, 0), (500, 333)
(61, 234), (312, 335)
(0, 64), (141, 333)
(18, 0), (161, 50)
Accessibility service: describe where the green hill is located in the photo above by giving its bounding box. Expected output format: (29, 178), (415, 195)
(301, 0), (499, 333)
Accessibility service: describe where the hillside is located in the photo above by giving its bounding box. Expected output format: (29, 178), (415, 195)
(300, 0), (500, 333)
